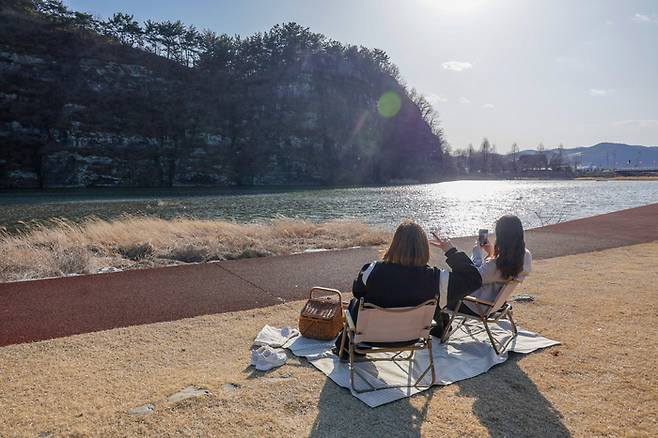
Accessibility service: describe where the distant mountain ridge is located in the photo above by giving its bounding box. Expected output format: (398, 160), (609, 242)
(518, 143), (658, 168)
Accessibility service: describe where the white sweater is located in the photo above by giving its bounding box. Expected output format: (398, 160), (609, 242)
(465, 244), (533, 313)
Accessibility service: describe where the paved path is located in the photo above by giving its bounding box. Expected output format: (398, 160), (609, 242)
(1, 203), (657, 347)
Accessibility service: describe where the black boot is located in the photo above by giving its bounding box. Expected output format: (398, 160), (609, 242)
(429, 313), (451, 338)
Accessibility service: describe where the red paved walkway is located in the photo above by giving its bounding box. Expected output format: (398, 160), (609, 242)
(1, 203), (657, 347)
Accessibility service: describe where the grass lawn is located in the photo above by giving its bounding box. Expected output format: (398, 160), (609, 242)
(0, 242), (656, 437)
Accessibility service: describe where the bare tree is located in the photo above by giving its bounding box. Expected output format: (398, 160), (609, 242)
(480, 138), (491, 173)
(536, 142), (546, 170)
(533, 206), (567, 226)
(467, 143), (475, 172)
(408, 88), (441, 136)
(511, 142), (519, 171)
(550, 143), (565, 169)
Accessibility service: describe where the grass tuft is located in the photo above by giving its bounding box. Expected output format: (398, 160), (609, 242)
(0, 216), (388, 282)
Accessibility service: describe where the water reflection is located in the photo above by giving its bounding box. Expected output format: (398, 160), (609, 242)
(1, 180), (657, 235)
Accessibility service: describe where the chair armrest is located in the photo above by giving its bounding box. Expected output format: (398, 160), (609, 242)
(462, 295), (495, 306)
(344, 310), (356, 331)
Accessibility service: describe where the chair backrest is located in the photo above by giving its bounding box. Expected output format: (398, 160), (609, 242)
(487, 279), (521, 315)
(353, 299), (437, 344)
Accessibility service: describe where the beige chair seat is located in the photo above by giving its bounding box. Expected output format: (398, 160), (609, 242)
(338, 298), (438, 393)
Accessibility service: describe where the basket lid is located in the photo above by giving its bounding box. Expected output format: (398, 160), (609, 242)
(300, 297), (340, 320)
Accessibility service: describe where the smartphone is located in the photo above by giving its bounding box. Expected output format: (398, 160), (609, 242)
(478, 229), (489, 246)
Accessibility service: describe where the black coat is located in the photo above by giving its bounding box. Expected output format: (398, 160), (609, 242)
(351, 248), (482, 310)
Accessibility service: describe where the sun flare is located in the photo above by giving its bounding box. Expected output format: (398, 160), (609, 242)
(422, 0), (487, 15)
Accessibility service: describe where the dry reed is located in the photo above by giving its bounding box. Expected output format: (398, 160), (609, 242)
(0, 217), (389, 282)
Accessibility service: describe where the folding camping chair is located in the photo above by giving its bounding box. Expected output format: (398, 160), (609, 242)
(440, 279), (521, 355)
(337, 298), (438, 394)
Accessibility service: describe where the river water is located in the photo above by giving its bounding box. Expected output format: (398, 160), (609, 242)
(1, 180), (657, 236)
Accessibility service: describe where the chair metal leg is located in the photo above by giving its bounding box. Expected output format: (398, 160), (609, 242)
(348, 332), (356, 390)
(338, 322), (348, 362)
(508, 308), (518, 336)
(391, 350), (415, 361)
(482, 312), (518, 356)
(440, 312), (465, 344)
(497, 309), (519, 354)
(413, 363), (431, 388)
(427, 339), (436, 386)
(482, 317), (502, 355)
(348, 332), (378, 393)
(348, 341), (437, 393)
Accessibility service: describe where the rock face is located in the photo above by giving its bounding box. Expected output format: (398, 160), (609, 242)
(0, 4), (446, 188)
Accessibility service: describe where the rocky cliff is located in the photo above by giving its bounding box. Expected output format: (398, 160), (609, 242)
(0, 2), (447, 188)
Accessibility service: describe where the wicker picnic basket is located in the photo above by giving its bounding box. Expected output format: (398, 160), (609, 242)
(299, 287), (344, 340)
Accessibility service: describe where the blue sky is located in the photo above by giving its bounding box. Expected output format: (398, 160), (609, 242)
(64, 0), (658, 152)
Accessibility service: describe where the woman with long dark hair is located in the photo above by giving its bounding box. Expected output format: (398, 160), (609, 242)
(464, 214), (532, 313)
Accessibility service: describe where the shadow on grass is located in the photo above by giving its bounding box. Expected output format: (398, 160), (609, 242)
(456, 354), (570, 437)
(308, 352), (569, 437)
(242, 361), (309, 380)
(309, 377), (432, 438)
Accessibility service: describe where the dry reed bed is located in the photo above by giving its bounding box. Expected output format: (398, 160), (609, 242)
(0, 217), (388, 282)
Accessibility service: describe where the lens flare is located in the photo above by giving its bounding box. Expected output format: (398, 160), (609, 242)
(377, 91), (401, 118)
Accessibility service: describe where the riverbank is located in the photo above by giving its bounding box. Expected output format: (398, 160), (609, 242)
(576, 175), (658, 181)
(2, 203), (657, 347)
(0, 217), (388, 282)
(3, 180), (658, 239)
(1, 241), (656, 436)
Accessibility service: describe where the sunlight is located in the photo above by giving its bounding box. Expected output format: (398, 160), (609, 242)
(422, 0), (488, 15)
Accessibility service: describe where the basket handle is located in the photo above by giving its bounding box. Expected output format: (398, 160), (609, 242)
(309, 286), (342, 302)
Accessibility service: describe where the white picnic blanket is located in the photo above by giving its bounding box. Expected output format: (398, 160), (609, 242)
(256, 321), (559, 407)
(253, 325), (300, 348)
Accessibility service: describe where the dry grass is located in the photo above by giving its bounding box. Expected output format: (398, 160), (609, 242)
(0, 217), (388, 282)
(0, 242), (657, 437)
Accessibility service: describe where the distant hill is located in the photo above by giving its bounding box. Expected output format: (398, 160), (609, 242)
(517, 143), (658, 168)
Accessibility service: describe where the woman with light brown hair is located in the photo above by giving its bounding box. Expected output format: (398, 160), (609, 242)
(334, 219), (482, 358)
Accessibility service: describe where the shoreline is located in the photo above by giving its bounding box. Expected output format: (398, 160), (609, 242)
(0, 176), (585, 197)
(1, 203), (657, 347)
(2, 198), (658, 283)
(576, 175), (658, 181)
(4, 174), (656, 197)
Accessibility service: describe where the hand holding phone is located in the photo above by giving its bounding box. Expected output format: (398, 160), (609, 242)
(478, 229), (489, 246)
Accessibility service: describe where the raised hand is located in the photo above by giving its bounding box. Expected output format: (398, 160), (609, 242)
(429, 230), (455, 253)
